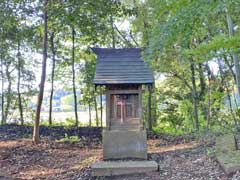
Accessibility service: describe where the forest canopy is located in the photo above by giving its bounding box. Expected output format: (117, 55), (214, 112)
(1, 0), (240, 143)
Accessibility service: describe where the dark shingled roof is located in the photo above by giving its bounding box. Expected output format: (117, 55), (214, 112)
(92, 48), (154, 85)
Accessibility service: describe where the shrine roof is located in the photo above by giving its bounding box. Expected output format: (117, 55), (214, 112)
(92, 48), (154, 85)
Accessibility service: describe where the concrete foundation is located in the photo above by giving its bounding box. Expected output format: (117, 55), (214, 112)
(103, 129), (147, 160)
(91, 160), (158, 176)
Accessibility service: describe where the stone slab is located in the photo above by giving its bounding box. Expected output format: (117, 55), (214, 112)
(216, 134), (236, 154)
(216, 134), (240, 175)
(91, 160), (158, 176)
(103, 129), (147, 160)
(217, 151), (240, 175)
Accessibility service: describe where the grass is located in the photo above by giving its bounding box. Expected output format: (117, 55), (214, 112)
(58, 134), (80, 144)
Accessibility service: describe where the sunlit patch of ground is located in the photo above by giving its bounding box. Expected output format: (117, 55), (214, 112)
(0, 138), (101, 179)
(148, 139), (199, 153)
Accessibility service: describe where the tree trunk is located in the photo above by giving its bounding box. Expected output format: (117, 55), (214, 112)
(17, 41), (24, 125)
(223, 54), (236, 82)
(198, 63), (207, 122)
(148, 85), (152, 131)
(110, 13), (115, 48)
(226, 12), (240, 100)
(206, 64), (211, 129)
(198, 63), (205, 100)
(152, 91), (157, 127)
(217, 59), (237, 124)
(114, 25), (133, 47)
(5, 64), (12, 123)
(94, 96), (99, 127)
(100, 93), (103, 127)
(71, 27), (78, 127)
(0, 51), (4, 125)
(49, 32), (56, 126)
(190, 62), (199, 131)
(33, 0), (48, 143)
(88, 101), (91, 127)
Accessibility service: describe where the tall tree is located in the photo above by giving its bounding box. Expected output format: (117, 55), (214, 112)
(48, 32), (56, 126)
(71, 27), (79, 126)
(17, 40), (24, 125)
(94, 94), (99, 126)
(0, 49), (4, 125)
(226, 10), (240, 102)
(190, 62), (199, 131)
(33, 0), (48, 143)
(5, 62), (14, 123)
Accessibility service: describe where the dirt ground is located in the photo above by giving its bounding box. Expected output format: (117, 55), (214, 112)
(0, 127), (240, 180)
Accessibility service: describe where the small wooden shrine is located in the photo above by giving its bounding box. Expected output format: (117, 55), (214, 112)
(92, 48), (154, 160)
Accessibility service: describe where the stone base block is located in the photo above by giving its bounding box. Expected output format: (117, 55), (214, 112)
(103, 129), (147, 160)
(91, 160), (158, 176)
(216, 134), (240, 175)
(217, 151), (240, 175)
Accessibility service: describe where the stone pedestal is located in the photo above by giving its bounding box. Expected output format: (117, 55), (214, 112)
(103, 129), (147, 160)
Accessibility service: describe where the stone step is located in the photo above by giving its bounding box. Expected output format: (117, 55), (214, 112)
(91, 160), (158, 176)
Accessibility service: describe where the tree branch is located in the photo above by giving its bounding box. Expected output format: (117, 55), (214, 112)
(168, 71), (193, 91)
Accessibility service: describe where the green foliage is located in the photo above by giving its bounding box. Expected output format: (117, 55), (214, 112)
(1, 0), (240, 136)
(58, 134), (80, 144)
(129, 0), (240, 135)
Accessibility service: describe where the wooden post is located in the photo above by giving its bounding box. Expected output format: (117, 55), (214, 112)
(138, 85), (143, 129)
(100, 93), (103, 128)
(148, 85), (152, 131)
(106, 88), (110, 130)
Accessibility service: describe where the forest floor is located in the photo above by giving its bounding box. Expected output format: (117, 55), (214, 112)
(0, 125), (240, 180)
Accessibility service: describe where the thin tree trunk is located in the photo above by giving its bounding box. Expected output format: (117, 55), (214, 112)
(114, 25), (133, 47)
(129, 31), (140, 47)
(17, 41), (23, 125)
(110, 13), (115, 48)
(100, 93), (103, 127)
(71, 27), (78, 126)
(223, 54), (236, 82)
(94, 96), (99, 127)
(226, 12), (240, 100)
(148, 85), (152, 131)
(228, 89), (237, 124)
(33, 0), (48, 143)
(5, 64), (11, 123)
(190, 62), (199, 131)
(1, 51), (4, 125)
(206, 64), (211, 129)
(49, 32), (56, 126)
(217, 58), (237, 124)
(198, 63), (205, 99)
(232, 85), (239, 109)
(88, 101), (91, 127)
(198, 63), (207, 122)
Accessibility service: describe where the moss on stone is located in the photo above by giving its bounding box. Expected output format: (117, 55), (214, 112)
(216, 134), (240, 175)
(216, 134), (236, 154)
(217, 151), (240, 175)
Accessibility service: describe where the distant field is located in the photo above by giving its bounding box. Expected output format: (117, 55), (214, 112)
(40, 111), (106, 125)
(5, 110), (106, 126)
